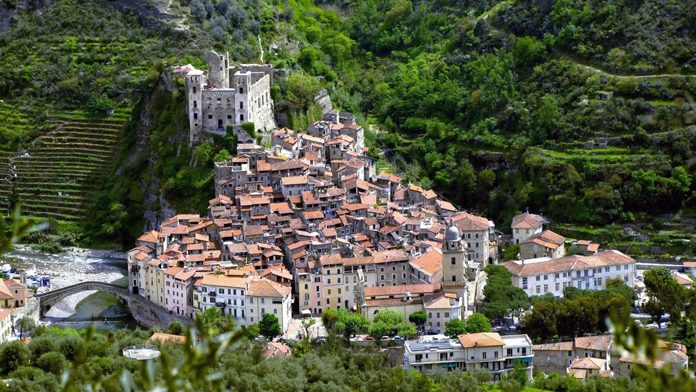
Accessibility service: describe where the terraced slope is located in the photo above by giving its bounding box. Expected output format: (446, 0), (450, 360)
(0, 149), (13, 215)
(12, 109), (129, 221)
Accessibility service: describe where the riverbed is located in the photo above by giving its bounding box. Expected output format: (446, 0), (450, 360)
(0, 245), (132, 326)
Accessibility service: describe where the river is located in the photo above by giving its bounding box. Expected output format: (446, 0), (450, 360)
(0, 246), (137, 331)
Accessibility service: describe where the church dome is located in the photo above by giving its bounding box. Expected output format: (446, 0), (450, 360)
(445, 224), (460, 241)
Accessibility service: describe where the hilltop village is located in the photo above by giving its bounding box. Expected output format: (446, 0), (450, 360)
(120, 55), (692, 382)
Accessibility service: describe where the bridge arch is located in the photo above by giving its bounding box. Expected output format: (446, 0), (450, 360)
(36, 281), (130, 317)
(35, 281), (191, 329)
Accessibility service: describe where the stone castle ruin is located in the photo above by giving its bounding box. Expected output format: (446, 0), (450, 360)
(183, 51), (277, 145)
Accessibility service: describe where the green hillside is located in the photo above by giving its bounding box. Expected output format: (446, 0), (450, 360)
(0, 0), (694, 252)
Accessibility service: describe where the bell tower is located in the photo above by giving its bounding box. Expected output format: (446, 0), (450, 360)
(441, 222), (468, 315)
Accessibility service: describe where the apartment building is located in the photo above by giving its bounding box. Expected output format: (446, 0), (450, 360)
(503, 250), (636, 297)
(404, 333), (534, 382)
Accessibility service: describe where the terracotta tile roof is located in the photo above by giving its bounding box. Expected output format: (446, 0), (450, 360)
(198, 273), (249, 288)
(569, 357), (606, 370)
(522, 230), (565, 247)
(304, 210), (324, 220)
(423, 291), (457, 309)
(452, 212), (490, 231)
(149, 333), (187, 344)
(319, 253), (343, 266)
(458, 332), (504, 348)
(281, 176), (308, 186)
(503, 250), (634, 277)
(364, 283), (438, 297)
(0, 280), (14, 300)
(533, 341), (574, 351)
(409, 249), (443, 276)
(248, 277), (291, 297)
(575, 335), (613, 351)
(138, 230), (159, 243)
(511, 212), (547, 229)
(264, 342), (292, 358)
(436, 199), (457, 212)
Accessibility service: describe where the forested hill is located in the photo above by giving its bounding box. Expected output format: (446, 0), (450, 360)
(309, 0), (696, 237)
(0, 0), (695, 253)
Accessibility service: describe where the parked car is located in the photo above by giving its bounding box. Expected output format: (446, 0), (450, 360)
(393, 336), (404, 342)
(364, 336), (374, 341)
(380, 336), (390, 341)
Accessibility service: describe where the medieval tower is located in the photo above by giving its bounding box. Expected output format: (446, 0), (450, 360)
(183, 50), (277, 145)
(441, 222), (469, 317)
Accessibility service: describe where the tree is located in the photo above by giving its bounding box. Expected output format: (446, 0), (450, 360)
(259, 313), (281, 340)
(167, 321), (184, 335)
(482, 265), (530, 320)
(0, 341), (30, 374)
(35, 352), (67, 375)
(644, 267), (686, 323)
(334, 310), (369, 340)
(198, 307), (235, 334)
(321, 308), (339, 330)
(301, 318), (315, 341)
(85, 94), (114, 116)
(397, 322), (417, 338)
(445, 319), (467, 338)
(409, 311), (427, 328)
(524, 300), (559, 341)
(465, 313), (492, 333)
(15, 317), (36, 339)
(371, 310), (404, 338)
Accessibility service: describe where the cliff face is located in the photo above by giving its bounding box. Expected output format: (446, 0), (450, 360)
(91, 70), (190, 245)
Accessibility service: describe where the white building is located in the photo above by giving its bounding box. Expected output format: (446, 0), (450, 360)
(193, 273), (249, 323)
(404, 333), (534, 382)
(0, 309), (12, 343)
(502, 250), (636, 297)
(511, 212), (546, 244)
(246, 277), (293, 334)
(452, 212), (494, 266)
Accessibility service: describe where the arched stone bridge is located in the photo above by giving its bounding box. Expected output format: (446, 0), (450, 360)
(36, 281), (190, 329)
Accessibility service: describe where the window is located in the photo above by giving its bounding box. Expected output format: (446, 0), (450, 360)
(605, 267), (610, 272)
(624, 264), (629, 270)
(452, 276), (456, 282)
(451, 257), (456, 265)
(444, 312), (449, 317)
(543, 284), (548, 292)
(544, 274), (548, 280)
(338, 288), (342, 294)
(522, 277), (528, 289)
(555, 273), (559, 278)
(555, 283), (560, 291)
(193, 87), (196, 94)
(328, 289), (332, 295)
(483, 352), (487, 359)
(240, 114), (244, 121)
(536, 276), (540, 281)
(239, 87), (244, 94)
(227, 115), (232, 119)
(208, 114), (212, 119)
(536, 285), (540, 294)
(240, 102), (243, 109)
(494, 351), (498, 358)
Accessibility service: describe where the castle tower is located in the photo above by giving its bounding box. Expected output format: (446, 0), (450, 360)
(185, 69), (205, 145)
(441, 222), (468, 317)
(233, 70), (251, 126)
(207, 50), (230, 89)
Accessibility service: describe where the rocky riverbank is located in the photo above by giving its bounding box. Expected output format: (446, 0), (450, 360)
(1, 245), (127, 318)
